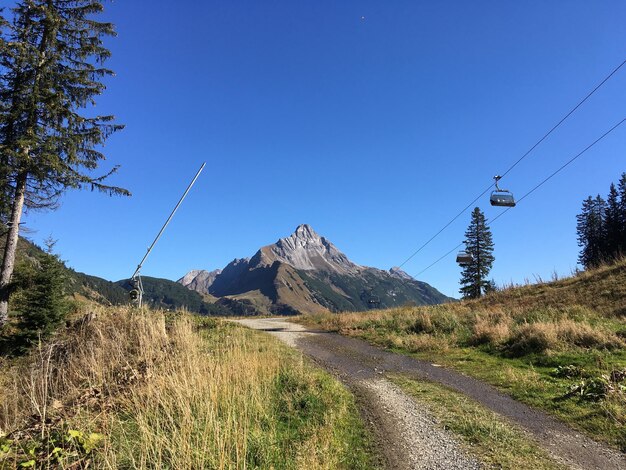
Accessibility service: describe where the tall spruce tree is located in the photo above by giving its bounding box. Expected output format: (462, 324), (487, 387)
(0, 10), (12, 224)
(604, 183), (621, 259)
(576, 195), (606, 268)
(0, 0), (128, 327)
(459, 207), (495, 299)
(618, 173), (626, 255)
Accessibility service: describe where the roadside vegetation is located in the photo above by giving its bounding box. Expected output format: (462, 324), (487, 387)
(304, 257), (626, 451)
(389, 374), (565, 469)
(0, 307), (377, 469)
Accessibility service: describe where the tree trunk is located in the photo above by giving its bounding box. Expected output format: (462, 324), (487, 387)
(0, 172), (28, 327)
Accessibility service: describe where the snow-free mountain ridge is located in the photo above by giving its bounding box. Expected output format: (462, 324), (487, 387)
(179, 224), (451, 315)
(255, 224), (361, 274)
(177, 269), (222, 295)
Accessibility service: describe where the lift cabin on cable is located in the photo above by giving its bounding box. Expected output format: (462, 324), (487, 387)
(456, 251), (473, 265)
(490, 175), (516, 207)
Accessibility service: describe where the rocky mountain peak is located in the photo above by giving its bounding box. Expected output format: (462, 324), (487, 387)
(252, 224), (361, 275)
(293, 224), (318, 240)
(177, 225), (451, 312)
(178, 269), (205, 286)
(177, 269), (222, 295)
(389, 266), (415, 281)
(278, 224), (324, 252)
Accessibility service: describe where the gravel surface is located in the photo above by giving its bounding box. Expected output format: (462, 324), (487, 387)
(359, 378), (481, 469)
(233, 318), (626, 470)
(233, 318), (480, 469)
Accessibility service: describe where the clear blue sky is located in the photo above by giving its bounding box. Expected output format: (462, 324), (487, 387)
(23, 0), (626, 298)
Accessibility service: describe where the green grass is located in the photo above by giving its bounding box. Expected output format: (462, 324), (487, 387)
(0, 309), (379, 469)
(373, 330), (626, 451)
(302, 258), (626, 452)
(271, 363), (377, 469)
(106, 318), (379, 469)
(389, 374), (565, 470)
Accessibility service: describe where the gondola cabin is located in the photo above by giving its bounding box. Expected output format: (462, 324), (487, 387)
(456, 251), (473, 265)
(490, 191), (516, 207)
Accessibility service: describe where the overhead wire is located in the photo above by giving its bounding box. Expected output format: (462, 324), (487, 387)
(499, 59), (626, 179)
(397, 59), (626, 270)
(415, 117), (626, 277)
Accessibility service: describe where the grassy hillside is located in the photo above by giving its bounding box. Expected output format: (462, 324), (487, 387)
(0, 307), (377, 469)
(70, 271), (129, 305)
(304, 258), (626, 451)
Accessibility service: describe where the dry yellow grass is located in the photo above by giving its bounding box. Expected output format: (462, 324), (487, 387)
(304, 257), (626, 355)
(470, 258), (626, 318)
(0, 307), (374, 469)
(471, 313), (511, 345)
(301, 258), (626, 450)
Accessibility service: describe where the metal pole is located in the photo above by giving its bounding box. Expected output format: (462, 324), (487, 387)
(131, 162), (206, 306)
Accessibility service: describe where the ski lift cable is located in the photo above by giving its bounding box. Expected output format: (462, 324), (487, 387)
(499, 59), (626, 180)
(130, 162), (206, 308)
(415, 117), (626, 277)
(501, 118), (625, 208)
(132, 162), (206, 280)
(397, 58), (626, 270)
(417, 242), (464, 277)
(396, 184), (493, 269)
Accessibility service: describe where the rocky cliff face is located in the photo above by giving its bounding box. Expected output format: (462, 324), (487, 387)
(178, 225), (452, 315)
(209, 258), (251, 295)
(177, 269), (222, 295)
(389, 266), (414, 281)
(251, 224), (361, 275)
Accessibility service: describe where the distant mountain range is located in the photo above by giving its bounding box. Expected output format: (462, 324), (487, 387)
(179, 224), (452, 315)
(9, 225), (451, 316)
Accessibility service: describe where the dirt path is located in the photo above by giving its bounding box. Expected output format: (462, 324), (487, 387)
(233, 318), (626, 470)
(234, 318), (480, 469)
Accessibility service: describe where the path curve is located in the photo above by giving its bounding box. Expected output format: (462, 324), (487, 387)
(233, 318), (626, 470)
(234, 318), (480, 470)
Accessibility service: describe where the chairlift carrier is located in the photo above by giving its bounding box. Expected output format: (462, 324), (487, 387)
(456, 251), (473, 265)
(490, 175), (516, 207)
(362, 288), (381, 309)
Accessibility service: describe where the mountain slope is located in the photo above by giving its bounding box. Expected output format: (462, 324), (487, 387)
(177, 269), (222, 295)
(6, 234), (232, 315)
(180, 224), (452, 315)
(114, 277), (233, 315)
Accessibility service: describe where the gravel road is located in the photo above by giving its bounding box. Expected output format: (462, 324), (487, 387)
(232, 317), (626, 470)
(234, 318), (480, 469)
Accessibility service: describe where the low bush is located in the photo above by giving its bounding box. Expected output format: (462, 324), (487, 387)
(552, 364), (587, 379)
(409, 310), (462, 337)
(505, 320), (624, 356)
(505, 323), (559, 356)
(555, 320), (623, 350)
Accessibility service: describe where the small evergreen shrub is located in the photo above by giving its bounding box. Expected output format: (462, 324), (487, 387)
(13, 247), (70, 342)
